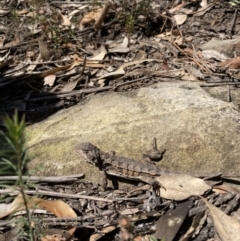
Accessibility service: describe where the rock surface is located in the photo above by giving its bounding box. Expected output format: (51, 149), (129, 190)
(26, 81), (240, 185)
(203, 85), (240, 105)
(199, 37), (240, 58)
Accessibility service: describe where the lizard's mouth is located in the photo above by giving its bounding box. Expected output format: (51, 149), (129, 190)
(81, 151), (98, 166)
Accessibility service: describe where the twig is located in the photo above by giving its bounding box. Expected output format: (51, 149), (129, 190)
(200, 82), (240, 87)
(227, 84), (231, 102)
(229, 9), (238, 38)
(0, 189), (113, 203)
(0, 174), (84, 183)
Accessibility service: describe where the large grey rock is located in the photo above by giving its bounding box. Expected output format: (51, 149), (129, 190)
(26, 81), (240, 185)
(203, 85), (240, 105)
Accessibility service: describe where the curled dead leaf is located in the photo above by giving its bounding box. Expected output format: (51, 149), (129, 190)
(38, 39), (50, 61)
(201, 197), (240, 241)
(218, 56), (240, 69)
(44, 75), (56, 87)
(88, 45), (107, 61)
(2, 194), (77, 238)
(155, 174), (211, 200)
(61, 14), (71, 26)
(95, 1), (112, 31)
(89, 225), (116, 241)
(213, 184), (240, 195)
(79, 8), (101, 30)
(173, 14), (187, 25)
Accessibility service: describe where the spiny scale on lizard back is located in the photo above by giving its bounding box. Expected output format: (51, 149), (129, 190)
(102, 153), (163, 176)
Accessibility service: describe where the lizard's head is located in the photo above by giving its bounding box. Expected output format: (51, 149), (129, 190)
(75, 142), (101, 166)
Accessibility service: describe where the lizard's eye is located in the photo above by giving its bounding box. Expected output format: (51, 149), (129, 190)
(84, 149), (91, 154)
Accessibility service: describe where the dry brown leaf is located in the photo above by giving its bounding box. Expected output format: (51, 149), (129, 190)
(200, 0), (208, 9)
(202, 197), (240, 241)
(96, 66), (125, 79)
(169, 4), (192, 25)
(0, 57), (13, 69)
(155, 30), (183, 43)
(16, 9), (29, 15)
(41, 234), (67, 241)
(213, 184), (240, 195)
(97, 59), (179, 80)
(181, 71), (198, 81)
(85, 62), (105, 68)
(184, 64), (204, 80)
(36, 199), (77, 219)
(95, 1), (112, 31)
(89, 225), (116, 241)
(0, 203), (11, 218)
(122, 36), (129, 48)
(72, 54), (99, 63)
(161, 59), (172, 71)
(40, 63), (73, 77)
(0, 193), (37, 218)
(109, 37), (130, 53)
(183, 48), (202, 58)
(171, 29), (182, 36)
(97, 78), (105, 87)
(69, 9), (81, 17)
(218, 56), (240, 69)
(108, 46), (129, 53)
(0, 9), (9, 15)
(88, 45), (107, 61)
(0, 35), (5, 47)
(133, 50), (147, 61)
(202, 49), (228, 61)
(3, 194), (77, 237)
(61, 14), (71, 26)
(174, 36), (183, 45)
(38, 39), (50, 61)
(120, 208), (139, 215)
(185, 36), (194, 42)
(71, 55), (106, 68)
(44, 75), (56, 86)
(194, 0), (209, 16)
(79, 7), (101, 30)
(155, 31), (171, 40)
(155, 174), (211, 200)
(180, 210), (207, 241)
(173, 14), (187, 25)
(4, 40), (20, 48)
(61, 79), (79, 92)
(7, 193), (28, 214)
(133, 236), (143, 241)
(26, 54), (41, 72)
(61, 43), (76, 48)
(168, 3), (186, 13)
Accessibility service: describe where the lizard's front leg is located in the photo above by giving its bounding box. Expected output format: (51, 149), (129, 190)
(99, 170), (108, 191)
(99, 170), (120, 190)
(139, 175), (163, 191)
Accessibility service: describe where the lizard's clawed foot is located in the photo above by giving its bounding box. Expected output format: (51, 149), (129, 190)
(150, 179), (165, 194)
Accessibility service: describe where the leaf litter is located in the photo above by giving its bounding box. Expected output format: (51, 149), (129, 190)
(0, 0), (240, 240)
